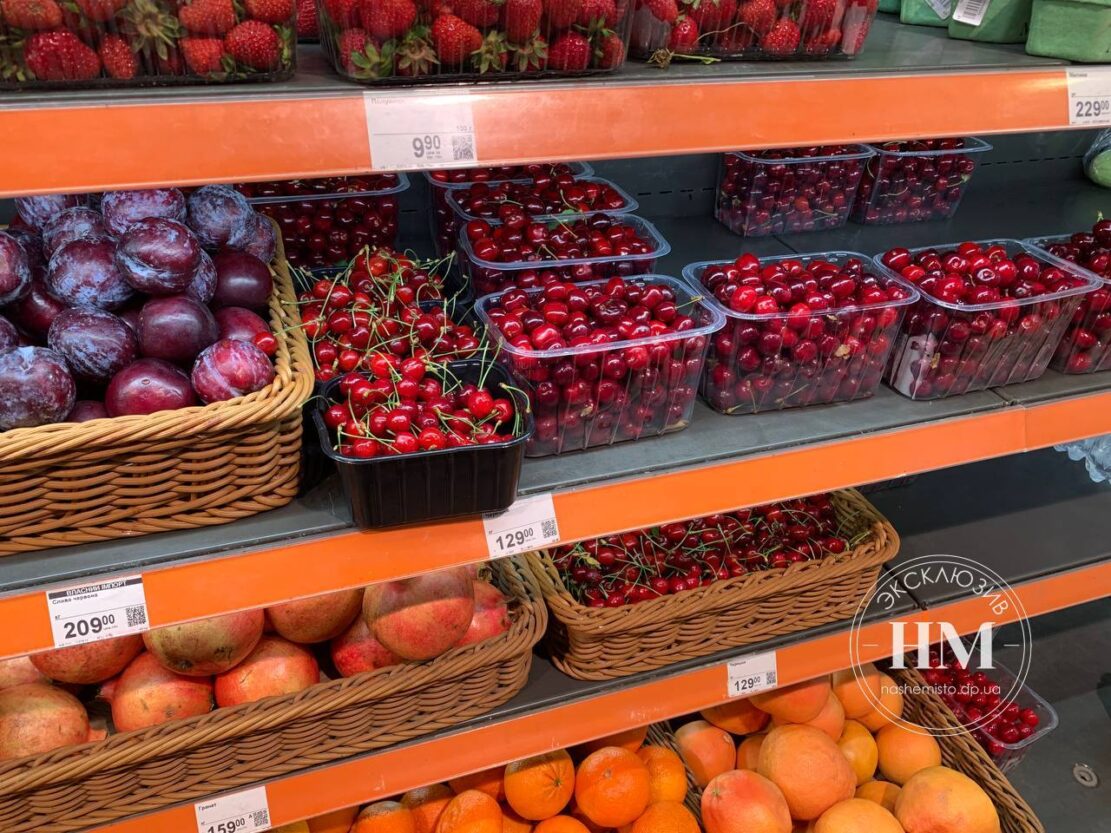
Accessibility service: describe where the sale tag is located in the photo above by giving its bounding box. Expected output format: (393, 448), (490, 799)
(951, 0), (989, 24)
(1067, 69), (1111, 126)
(726, 651), (779, 698)
(483, 493), (560, 558)
(364, 93), (478, 171)
(46, 575), (149, 648)
(195, 786), (271, 833)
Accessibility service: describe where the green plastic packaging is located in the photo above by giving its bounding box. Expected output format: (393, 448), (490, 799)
(879, 0), (902, 11)
(900, 0), (952, 25)
(1027, 0), (1111, 61)
(948, 0), (1033, 41)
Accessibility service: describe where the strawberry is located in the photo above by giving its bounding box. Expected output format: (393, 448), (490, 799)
(471, 28), (507, 71)
(429, 13), (480, 64)
(546, 29), (588, 69)
(0, 0), (63, 29)
(759, 16), (797, 54)
(120, 0), (182, 65)
(295, 0), (318, 34)
(323, 0), (359, 24)
(642, 0), (677, 22)
(246, 0), (294, 23)
(736, 0), (774, 34)
(454, 0), (501, 26)
(178, 0), (236, 34)
(336, 25), (368, 69)
(666, 14), (696, 49)
(504, 0), (541, 42)
(543, 0), (580, 28)
(576, 0), (615, 25)
(98, 33), (137, 77)
(24, 30), (100, 79)
(509, 31), (546, 69)
(683, 0), (733, 31)
(74, 0), (128, 21)
(798, 0), (835, 29)
(595, 30), (623, 67)
(181, 35), (226, 70)
(395, 24), (437, 74)
(359, 0), (416, 40)
(803, 26), (838, 54)
(225, 18), (282, 68)
(343, 31), (396, 75)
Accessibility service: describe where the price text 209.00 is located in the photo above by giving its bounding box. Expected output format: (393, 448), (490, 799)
(63, 613), (115, 640)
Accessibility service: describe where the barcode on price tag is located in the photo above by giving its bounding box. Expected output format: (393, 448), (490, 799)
(195, 786), (271, 833)
(483, 493), (560, 558)
(364, 93), (478, 171)
(46, 575), (149, 648)
(726, 652), (778, 698)
(952, 0), (989, 24)
(1067, 69), (1111, 127)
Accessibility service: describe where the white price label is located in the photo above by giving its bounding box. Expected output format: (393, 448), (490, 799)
(726, 652), (779, 698)
(1068, 69), (1111, 126)
(952, 0), (989, 24)
(483, 493), (560, 558)
(923, 0), (953, 17)
(364, 93), (478, 170)
(47, 575), (149, 648)
(195, 786), (271, 833)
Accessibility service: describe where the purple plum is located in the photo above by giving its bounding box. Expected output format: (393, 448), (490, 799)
(214, 307), (271, 344)
(185, 250), (217, 305)
(137, 295), (218, 365)
(186, 185), (254, 250)
(211, 251), (272, 311)
(232, 213), (277, 264)
(0, 346), (76, 430)
(42, 208), (110, 258)
(47, 239), (135, 310)
(117, 305), (142, 334)
(4, 228), (44, 268)
(48, 308), (138, 383)
(116, 218), (201, 295)
(105, 358), (197, 417)
(14, 194), (85, 231)
(100, 189), (186, 237)
(191, 338), (274, 403)
(8, 272), (66, 338)
(66, 400), (110, 422)
(0, 232), (32, 306)
(0, 315), (18, 352)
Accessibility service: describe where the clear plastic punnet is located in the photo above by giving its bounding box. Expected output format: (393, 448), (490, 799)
(445, 176), (639, 226)
(683, 252), (919, 414)
(853, 137), (992, 225)
(475, 274), (725, 457)
(715, 146), (874, 237)
(878, 239), (1099, 400)
(459, 214), (671, 297)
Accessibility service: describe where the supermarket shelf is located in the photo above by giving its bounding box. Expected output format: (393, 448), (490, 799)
(0, 19), (1084, 196)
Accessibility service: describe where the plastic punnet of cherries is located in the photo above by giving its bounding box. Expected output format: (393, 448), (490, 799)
(551, 493), (865, 607)
(0, 186), (280, 433)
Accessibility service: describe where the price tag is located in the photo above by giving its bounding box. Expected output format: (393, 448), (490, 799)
(46, 575), (149, 648)
(483, 493), (560, 558)
(952, 0), (989, 24)
(1067, 69), (1111, 127)
(195, 786), (271, 833)
(364, 93), (478, 171)
(726, 651), (779, 698)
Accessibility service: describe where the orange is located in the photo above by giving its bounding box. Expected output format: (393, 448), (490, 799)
(630, 802), (699, 833)
(403, 785), (455, 833)
(353, 802), (417, 833)
(450, 767), (505, 801)
(895, 766), (1001, 833)
(735, 734), (765, 770)
(578, 726), (649, 755)
(567, 801), (606, 833)
(831, 665), (882, 719)
(814, 799), (902, 833)
(757, 725), (856, 822)
(837, 721), (878, 786)
(533, 816), (591, 833)
(503, 749), (575, 821)
(875, 724), (942, 786)
(854, 781), (900, 813)
(771, 691), (844, 741)
(636, 745), (688, 804)
(859, 674), (904, 732)
(434, 790), (502, 833)
(674, 720), (735, 787)
(701, 770), (791, 833)
(308, 809), (359, 833)
(501, 807), (533, 833)
(751, 677), (830, 723)
(574, 747), (651, 828)
(700, 699), (770, 735)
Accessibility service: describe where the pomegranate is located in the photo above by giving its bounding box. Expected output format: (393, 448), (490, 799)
(214, 635), (320, 707)
(363, 567), (475, 661)
(143, 609), (264, 676)
(267, 588), (363, 644)
(0, 657), (47, 689)
(330, 616), (401, 678)
(0, 683), (90, 760)
(455, 580), (511, 647)
(103, 652), (214, 732)
(30, 634), (143, 685)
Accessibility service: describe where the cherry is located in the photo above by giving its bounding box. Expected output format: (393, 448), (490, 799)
(1038, 221), (1111, 373)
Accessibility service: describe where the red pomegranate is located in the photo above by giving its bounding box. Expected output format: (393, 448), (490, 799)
(455, 580), (511, 647)
(0, 657), (48, 689)
(102, 652), (214, 732)
(0, 683), (90, 760)
(214, 635), (320, 707)
(330, 616), (401, 677)
(30, 634), (143, 684)
(267, 588), (363, 644)
(143, 610), (264, 676)
(363, 567), (475, 661)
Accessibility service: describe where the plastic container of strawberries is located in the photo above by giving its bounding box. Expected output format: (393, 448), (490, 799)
(852, 137), (993, 225)
(0, 0), (295, 90)
(1026, 234), (1111, 374)
(715, 146), (874, 237)
(459, 214), (671, 297)
(317, 0), (632, 85)
(476, 274), (725, 457)
(628, 0), (878, 61)
(683, 253), (919, 414)
(879, 240), (1099, 400)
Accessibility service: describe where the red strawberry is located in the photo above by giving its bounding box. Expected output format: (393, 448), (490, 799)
(472, 28), (507, 71)
(336, 25), (369, 69)
(595, 30), (623, 66)
(737, 0), (774, 34)
(759, 16), (797, 54)
(74, 0), (128, 21)
(454, 0), (501, 26)
(667, 14), (697, 49)
(546, 30), (588, 69)
(0, 0), (63, 29)
(803, 26), (838, 53)
(509, 30), (546, 69)
(24, 30), (100, 79)
(246, 0), (294, 23)
(684, 0), (733, 31)
(576, 0), (615, 25)
(799, 0), (835, 29)
(181, 35), (227, 71)
(504, 0), (541, 42)
(430, 13), (481, 64)
(225, 19), (283, 68)
(543, 0), (581, 28)
(323, 0), (359, 24)
(359, 0), (416, 39)
(178, 0), (237, 34)
(98, 33), (137, 77)
(395, 25), (437, 74)
(296, 0), (318, 34)
(642, 0), (677, 22)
